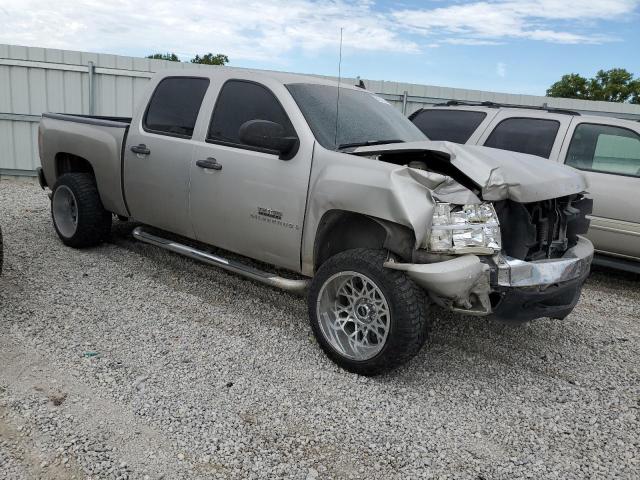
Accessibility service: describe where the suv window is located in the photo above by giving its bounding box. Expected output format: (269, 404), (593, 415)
(484, 117), (560, 158)
(208, 80), (295, 147)
(144, 77), (209, 138)
(566, 123), (640, 177)
(410, 109), (486, 143)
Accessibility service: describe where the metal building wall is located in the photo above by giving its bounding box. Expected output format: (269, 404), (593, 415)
(2, 43), (640, 176)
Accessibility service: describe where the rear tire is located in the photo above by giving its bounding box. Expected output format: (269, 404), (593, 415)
(308, 248), (430, 376)
(51, 173), (111, 248)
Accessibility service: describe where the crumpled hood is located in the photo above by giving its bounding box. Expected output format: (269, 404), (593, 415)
(352, 140), (588, 203)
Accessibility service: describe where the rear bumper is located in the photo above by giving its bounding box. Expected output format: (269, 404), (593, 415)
(36, 167), (47, 190)
(385, 236), (594, 322)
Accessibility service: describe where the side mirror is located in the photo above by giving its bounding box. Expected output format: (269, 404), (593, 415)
(239, 120), (299, 160)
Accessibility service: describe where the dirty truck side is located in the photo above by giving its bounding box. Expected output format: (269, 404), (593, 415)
(38, 69), (594, 375)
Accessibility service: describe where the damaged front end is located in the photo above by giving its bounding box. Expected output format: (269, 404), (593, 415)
(352, 141), (595, 322)
(385, 195), (593, 321)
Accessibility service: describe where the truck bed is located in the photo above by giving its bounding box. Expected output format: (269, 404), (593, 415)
(39, 113), (131, 217)
(42, 113), (132, 126)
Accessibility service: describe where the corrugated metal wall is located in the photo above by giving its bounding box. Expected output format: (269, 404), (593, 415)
(2, 43), (640, 175)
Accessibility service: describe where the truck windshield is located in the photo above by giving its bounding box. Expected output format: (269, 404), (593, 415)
(286, 83), (426, 150)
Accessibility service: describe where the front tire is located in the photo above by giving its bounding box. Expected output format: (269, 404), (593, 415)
(308, 248), (430, 376)
(51, 173), (111, 248)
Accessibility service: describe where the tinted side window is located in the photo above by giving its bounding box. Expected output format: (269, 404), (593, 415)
(411, 110), (486, 143)
(208, 80), (294, 146)
(566, 123), (640, 177)
(144, 77), (209, 138)
(484, 117), (560, 158)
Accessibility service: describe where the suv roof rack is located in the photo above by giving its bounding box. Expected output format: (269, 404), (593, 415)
(432, 100), (581, 116)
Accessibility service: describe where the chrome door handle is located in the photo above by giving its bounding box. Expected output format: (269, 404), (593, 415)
(196, 158), (222, 171)
(130, 144), (150, 155)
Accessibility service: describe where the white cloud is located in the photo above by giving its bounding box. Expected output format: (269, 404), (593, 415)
(0, 0), (419, 62)
(496, 62), (507, 77)
(0, 0), (636, 62)
(445, 38), (503, 46)
(393, 0), (639, 45)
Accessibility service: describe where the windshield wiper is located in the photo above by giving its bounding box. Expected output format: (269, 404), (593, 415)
(336, 139), (405, 150)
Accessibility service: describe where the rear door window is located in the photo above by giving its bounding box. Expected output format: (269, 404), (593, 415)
(566, 123), (640, 177)
(410, 109), (486, 143)
(484, 117), (560, 158)
(208, 80), (295, 147)
(143, 77), (209, 138)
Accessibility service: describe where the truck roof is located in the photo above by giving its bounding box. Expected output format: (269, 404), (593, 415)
(154, 67), (363, 91)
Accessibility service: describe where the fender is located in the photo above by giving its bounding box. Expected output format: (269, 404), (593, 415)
(301, 147), (476, 275)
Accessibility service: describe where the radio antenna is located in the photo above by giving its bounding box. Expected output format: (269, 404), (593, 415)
(333, 27), (343, 149)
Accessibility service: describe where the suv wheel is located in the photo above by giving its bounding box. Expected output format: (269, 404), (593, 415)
(308, 248), (429, 375)
(51, 173), (111, 248)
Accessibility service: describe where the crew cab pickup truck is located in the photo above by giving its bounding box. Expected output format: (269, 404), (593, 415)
(410, 102), (640, 273)
(38, 70), (594, 375)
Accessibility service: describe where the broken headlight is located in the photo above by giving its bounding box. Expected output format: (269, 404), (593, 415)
(427, 202), (501, 254)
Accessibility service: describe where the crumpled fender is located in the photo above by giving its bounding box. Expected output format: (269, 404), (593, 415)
(302, 153), (430, 275)
(301, 150), (479, 275)
(305, 161), (433, 247)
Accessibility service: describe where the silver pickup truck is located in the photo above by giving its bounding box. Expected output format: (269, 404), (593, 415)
(38, 69), (594, 375)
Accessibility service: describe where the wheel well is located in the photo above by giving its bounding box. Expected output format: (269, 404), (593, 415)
(313, 210), (415, 271)
(55, 153), (94, 179)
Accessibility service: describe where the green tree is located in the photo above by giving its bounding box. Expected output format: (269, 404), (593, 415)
(631, 80), (640, 104)
(190, 53), (229, 65)
(589, 68), (635, 102)
(146, 53), (180, 61)
(546, 73), (590, 100)
(547, 68), (640, 103)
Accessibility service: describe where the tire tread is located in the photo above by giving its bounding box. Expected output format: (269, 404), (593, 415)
(51, 173), (111, 248)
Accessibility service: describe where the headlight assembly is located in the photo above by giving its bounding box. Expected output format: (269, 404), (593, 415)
(427, 202), (501, 254)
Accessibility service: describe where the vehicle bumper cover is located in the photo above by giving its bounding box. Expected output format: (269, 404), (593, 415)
(490, 236), (593, 322)
(495, 236), (593, 288)
(384, 236), (594, 322)
(36, 167), (47, 190)
(489, 271), (588, 322)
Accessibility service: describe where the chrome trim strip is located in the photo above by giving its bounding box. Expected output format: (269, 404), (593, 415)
(132, 227), (309, 294)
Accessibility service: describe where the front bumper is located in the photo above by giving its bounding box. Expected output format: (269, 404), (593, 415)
(384, 236), (594, 322)
(494, 236), (593, 288)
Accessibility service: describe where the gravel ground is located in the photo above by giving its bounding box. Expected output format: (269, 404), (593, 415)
(0, 177), (638, 480)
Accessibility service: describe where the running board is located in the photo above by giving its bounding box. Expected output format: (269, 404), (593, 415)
(132, 227), (310, 294)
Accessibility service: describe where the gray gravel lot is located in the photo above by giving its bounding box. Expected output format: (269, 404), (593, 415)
(0, 177), (639, 479)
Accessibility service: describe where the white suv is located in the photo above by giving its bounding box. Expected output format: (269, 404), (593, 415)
(410, 102), (640, 273)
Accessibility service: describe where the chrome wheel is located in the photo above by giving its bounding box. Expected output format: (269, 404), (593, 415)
(52, 185), (79, 238)
(316, 271), (391, 361)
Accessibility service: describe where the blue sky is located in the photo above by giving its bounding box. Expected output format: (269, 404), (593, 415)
(3, 0), (640, 95)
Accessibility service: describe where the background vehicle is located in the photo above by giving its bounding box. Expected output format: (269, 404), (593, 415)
(38, 70), (593, 375)
(410, 102), (640, 273)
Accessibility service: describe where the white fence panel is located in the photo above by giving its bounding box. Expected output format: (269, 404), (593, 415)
(2, 43), (640, 175)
